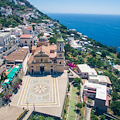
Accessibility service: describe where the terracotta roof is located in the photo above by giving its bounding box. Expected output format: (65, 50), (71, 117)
(31, 23), (36, 25)
(34, 46), (50, 56)
(32, 46), (37, 50)
(5, 48), (29, 62)
(105, 94), (112, 106)
(28, 55), (34, 63)
(49, 44), (57, 50)
(29, 44), (57, 63)
(26, 26), (32, 30)
(20, 34), (31, 39)
(50, 53), (56, 58)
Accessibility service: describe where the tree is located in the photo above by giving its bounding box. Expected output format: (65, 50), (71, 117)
(77, 84), (81, 90)
(76, 102), (82, 108)
(100, 115), (106, 120)
(96, 60), (103, 68)
(87, 57), (96, 67)
(37, 116), (45, 120)
(38, 33), (42, 38)
(114, 69), (119, 75)
(117, 53), (120, 59)
(90, 50), (96, 57)
(101, 51), (106, 58)
(32, 25), (35, 31)
(111, 92), (118, 101)
(111, 101), (120, 115)
(45, 117), (55, 120)
(0, 73), (7, 82)
(91, 115), (99, 120)
(73, 77), (82, 84)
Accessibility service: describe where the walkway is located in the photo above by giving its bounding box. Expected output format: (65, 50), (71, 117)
(85, 107), (91, 120)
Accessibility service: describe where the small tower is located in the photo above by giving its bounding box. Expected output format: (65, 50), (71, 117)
(56, 36), (65, 73)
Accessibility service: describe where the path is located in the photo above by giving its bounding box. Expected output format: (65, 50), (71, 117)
(85, 107), (91, 120)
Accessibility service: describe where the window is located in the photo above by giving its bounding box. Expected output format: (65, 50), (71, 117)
(41, 59), (43, 62)
(51, 65), (53, 67)
(60, 47), (61, 51)
(30, 41), (32, 43)
(59, 62), (61, 64)
(59, 54), (62, 57)
(25, 41), (27, 43)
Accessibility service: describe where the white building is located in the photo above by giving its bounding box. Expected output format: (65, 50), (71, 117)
(77, 64), (97, 79)
(83, 81), (111, 112)
(0, 32), (11, 50)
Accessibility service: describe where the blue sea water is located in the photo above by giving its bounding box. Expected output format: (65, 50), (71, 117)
(47, 13), (120, 51)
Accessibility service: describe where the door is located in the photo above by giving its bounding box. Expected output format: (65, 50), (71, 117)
(40, 66), (44, 75)
(51, 69), (53, 74)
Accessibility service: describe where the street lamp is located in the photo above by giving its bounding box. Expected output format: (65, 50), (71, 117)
(33, 103), (35, 111)
(26, 101), (29, 110)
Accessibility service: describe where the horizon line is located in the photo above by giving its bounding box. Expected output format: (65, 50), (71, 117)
(45, 12), (120, 16)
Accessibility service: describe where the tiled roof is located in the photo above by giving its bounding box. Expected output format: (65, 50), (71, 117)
(6, 48), (29, 62)
(20, 34), (31, 39)
(26, 26), (32, 30)
(28, 44), (57, 63)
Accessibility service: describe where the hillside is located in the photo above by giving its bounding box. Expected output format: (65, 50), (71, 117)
(0, 0), (51, 28)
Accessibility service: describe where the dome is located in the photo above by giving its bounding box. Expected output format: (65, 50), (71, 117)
(39, 36), (48, 42)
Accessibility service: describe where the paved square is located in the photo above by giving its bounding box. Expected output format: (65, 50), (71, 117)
(19, 76), (58, 106)
(16, 71), (68, 118)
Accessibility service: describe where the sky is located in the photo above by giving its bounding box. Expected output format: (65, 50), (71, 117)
(27, 0), (120, 15)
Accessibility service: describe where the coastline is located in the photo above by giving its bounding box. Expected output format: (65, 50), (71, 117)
(47, 13), (120, 52)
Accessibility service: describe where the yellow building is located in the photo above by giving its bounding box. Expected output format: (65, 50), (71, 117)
(27, 36), (65, 75)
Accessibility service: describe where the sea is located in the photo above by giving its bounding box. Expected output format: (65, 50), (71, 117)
(47, 13), (120, 51)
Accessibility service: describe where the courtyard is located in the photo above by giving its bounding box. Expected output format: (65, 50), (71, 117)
(18, 76), (59, 106)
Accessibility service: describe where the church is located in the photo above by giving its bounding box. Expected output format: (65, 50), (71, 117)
(27, 35), (65, 75)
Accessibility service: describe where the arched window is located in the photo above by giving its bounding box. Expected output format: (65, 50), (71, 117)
(41, 59), (43, 62)
(25, 41), (27, 43)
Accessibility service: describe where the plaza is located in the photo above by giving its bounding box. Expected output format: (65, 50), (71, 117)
(16, 70), (68, 118)
(19, 76), (59, 106)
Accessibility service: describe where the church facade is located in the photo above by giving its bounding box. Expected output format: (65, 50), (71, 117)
(27, 35), (65, 75)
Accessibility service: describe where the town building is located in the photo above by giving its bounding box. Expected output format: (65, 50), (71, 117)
(77, 64), (97, 79)
(0, 32), (11, 51)
(5, 47), (29, 74)
(83, 81), (111, 112)
(22, 26), (33, 34)
(20, 34), (36, 47)
(27, 36), (65, 75)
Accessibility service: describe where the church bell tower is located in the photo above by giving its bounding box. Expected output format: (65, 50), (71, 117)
(56, 36), (65, 73)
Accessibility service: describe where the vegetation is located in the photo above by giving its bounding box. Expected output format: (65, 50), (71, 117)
(91, 115), (99, 120)
(0, 73), (7, 83)
(28, 114), (58, 120)
(17, 109), (27, 120)
(68, 86), (77, 120)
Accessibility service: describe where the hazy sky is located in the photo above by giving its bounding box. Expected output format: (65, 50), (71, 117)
(28, 0), (120, 15)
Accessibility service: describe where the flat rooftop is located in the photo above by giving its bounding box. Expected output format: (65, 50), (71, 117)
(78, 64), (97, 76)
(0, 32), (10, 37)
(84, 81), (106, 100)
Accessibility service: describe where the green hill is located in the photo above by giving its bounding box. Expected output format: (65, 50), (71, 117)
(0, 0), (51, 28)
